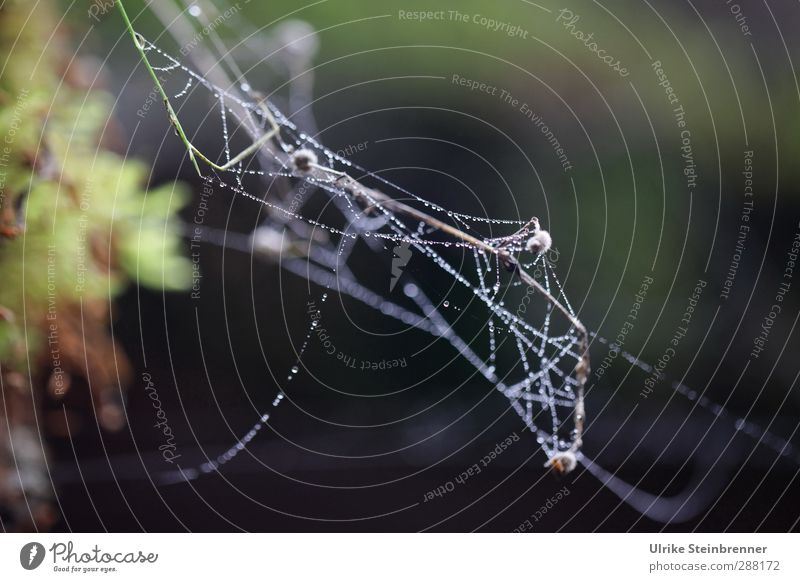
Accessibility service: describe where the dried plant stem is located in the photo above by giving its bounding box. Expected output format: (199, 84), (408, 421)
(344, 177), (588, 452)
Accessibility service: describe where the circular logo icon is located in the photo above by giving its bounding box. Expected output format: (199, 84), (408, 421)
(20, 542), (46, 570)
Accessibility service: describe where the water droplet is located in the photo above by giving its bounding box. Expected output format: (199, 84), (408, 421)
(188, 5), (202, 17)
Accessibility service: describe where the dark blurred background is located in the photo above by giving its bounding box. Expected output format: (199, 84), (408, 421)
(47, 0), (800, 531)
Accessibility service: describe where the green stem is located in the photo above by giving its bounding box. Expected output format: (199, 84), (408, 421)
(116, 0), (203, 176)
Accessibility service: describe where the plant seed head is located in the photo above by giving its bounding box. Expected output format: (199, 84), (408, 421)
(291, 148), (318, 172)
(545, 450), (577, 475)
(526, 229), (552, 255)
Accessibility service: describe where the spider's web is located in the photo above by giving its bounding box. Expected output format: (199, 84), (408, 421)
(132, 28), (800, 519)
(136, 35), (587, 478)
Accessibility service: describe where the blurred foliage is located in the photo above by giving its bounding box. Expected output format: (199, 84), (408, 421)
(0, 0), (189, 530)
(1, 1), (191, 370)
